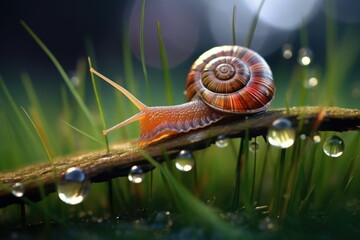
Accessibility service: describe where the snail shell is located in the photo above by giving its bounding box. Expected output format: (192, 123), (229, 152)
(185, 45), (275, 114)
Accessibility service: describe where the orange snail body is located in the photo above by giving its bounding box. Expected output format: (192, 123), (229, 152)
(90, 45), (275, 147)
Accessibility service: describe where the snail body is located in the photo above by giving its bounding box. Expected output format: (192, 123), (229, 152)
(90, 45), (275, 146)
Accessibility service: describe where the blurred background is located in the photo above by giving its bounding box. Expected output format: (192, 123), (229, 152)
(0, 0), (359, 108)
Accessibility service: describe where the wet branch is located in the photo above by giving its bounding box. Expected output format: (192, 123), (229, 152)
(0, 106), (359, 208)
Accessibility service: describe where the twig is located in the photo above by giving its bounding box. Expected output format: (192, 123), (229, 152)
(0, 106), (359, 208)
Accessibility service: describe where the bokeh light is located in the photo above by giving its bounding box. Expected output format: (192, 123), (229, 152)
(203, 0), (322, 56)
(128, 0), (200, 68)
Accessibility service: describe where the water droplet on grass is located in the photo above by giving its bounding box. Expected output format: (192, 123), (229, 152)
(300, 134), (307, 141)
(312, 133), (321, 143)
(304, 77), (318, 89)
(11, 182), (25, 197)
(58, 167), (90, 205)
(128, 165), (145, 183)
(175, 150), (194, 172)
(298, 47), (313, 66)
(215, 135), (228, 148)
(249, 142), (259, 152)
(323, 135), (344, 157)
(259, 216), (277, 231)
(282, 43), (293, 59)
(267, 118), (295, 148)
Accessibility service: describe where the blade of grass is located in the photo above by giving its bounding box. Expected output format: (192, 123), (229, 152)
(250, 138), (257, 203)
(21, 107), (53, 161)
(232, 5), (237, 45)
(241, 130), (254, 217)
(21, 73), (44, 121)
(20, 20), (96, 128)
(73, 58), (87, 100)
(246, 0), (266, 48)
(157, 21), (174, 105)
(232, 138), (243, 210)
(140, 0), (152, 105)
(88, 57), (109, 152)
(298, 21), (310, 106)
(325, 0), (337, 105)
(21, 73), (57, 156)
(256, 142), (271, 203)
(271, 148), (287, 217)
(59, 85), (76, 153)
(62, 120), (105, 146)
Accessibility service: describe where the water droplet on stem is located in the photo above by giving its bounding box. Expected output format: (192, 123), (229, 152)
(267, 118), (295, 148)
(215, 135), (229, 148)
(323, 135), (344, 157)
(58, 167), (90, 205)
(128, 165), (145, 183)
(11, 182), (25, 197)
(175, 150), (194, 172)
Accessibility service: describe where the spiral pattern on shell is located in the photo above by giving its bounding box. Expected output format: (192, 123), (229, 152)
(185, 46), (275, 114)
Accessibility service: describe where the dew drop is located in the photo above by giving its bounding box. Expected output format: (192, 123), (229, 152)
(303, 77), (318, 89)
(267, 118), (295, 148)
(249, 142), (259, 152)
(259, 216), (277, 231)
(323, 135), (344, 157)
(282, 43), (293, 59)
(298, 47), (313, 66)
(312, 133), (321, 143)
(215, 135), (229, 148)
(11, 182), (25, 197)
(175, 150), (194, 172)
(58, 167), (90, 205)
(128, 165), (145, 183)
(69, 71), (81, 87)
(300, 134), (307, 141)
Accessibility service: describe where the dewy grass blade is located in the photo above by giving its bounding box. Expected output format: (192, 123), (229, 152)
(157, 21), (174, 105)
(246, 0), (266, 48)
(88, 57), (109, 151)
(62, 120), (105, 146)
(21, 107), (53, 161)
(20, 20), (96, 128)
(232, 5), (237, 45)
(140, 0), (152, 104)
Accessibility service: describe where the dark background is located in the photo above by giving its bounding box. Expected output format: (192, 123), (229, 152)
(0, 0), (359, 106)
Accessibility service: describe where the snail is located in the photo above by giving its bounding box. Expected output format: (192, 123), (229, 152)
(90, 45), (275, 147)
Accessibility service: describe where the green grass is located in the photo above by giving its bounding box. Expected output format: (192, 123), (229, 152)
(1, 2), (360, 239)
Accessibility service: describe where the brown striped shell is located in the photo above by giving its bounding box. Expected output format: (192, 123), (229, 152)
(186, 45), (275, 114)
